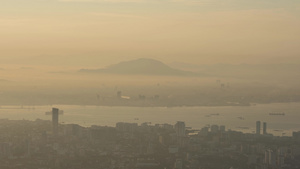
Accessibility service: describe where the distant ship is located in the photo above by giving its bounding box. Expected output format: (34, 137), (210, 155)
(45, 110), (64, 115)
(269, 112), (285, 116)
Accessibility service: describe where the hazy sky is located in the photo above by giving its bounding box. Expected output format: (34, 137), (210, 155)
(1, 0), (300, 67)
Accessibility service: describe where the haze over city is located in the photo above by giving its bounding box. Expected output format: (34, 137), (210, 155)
(1, 0), (300, 169)
(1, 0), (300, 68)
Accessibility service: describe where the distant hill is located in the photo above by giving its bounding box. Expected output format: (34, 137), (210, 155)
(79, 58), (197, 76)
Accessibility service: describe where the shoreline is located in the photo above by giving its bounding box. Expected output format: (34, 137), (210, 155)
(0, 101), (300, 108)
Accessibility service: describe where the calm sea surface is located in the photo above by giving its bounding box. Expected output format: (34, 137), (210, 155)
(0, 103), (299, 136)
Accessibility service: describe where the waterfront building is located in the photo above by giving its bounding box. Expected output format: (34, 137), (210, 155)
(52, 108), (59, 135)
(263, 122), (267, 135)
(211, 125), (219, 133)
(256, 121), (261, 135)
(220, 125), (226, 132)
(175, 121), (185, 137)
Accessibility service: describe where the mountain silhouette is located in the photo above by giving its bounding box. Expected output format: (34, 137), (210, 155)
(79, 58), (196, 76)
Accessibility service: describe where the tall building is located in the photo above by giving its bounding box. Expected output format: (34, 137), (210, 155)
(199, 127), (209, 136)
(268, 150), (276, 167)
(211, 125), (219, 133)
(256, 121), (261, 135)
(264, 149), (276, 166)
(174, 121), (185, 137)
(263, 122), (267, 135)
(264, 150), (269, 164)
(174, 121), (186, 147)
(52, 108), (59, 135)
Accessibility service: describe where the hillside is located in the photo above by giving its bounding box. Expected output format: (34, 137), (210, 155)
(79, 58), (196, 76)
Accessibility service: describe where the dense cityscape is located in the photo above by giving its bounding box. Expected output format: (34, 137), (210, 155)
(0, 108), (299, 169)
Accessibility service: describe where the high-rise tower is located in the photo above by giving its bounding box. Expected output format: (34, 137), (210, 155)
(175, 121), (186, 147)
(256, 121), (261, 135)
(263, 122), (267, 135)
(52, 108), (59, 135)
(175, 121), (185, 137)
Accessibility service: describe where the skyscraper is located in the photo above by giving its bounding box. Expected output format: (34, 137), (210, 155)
(263, 122), (267, 135)
(174, 121), (186, 147)
(52, 108), (59, 135)
(256, 121), (261, 135)
(175, 121), (185, 137)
